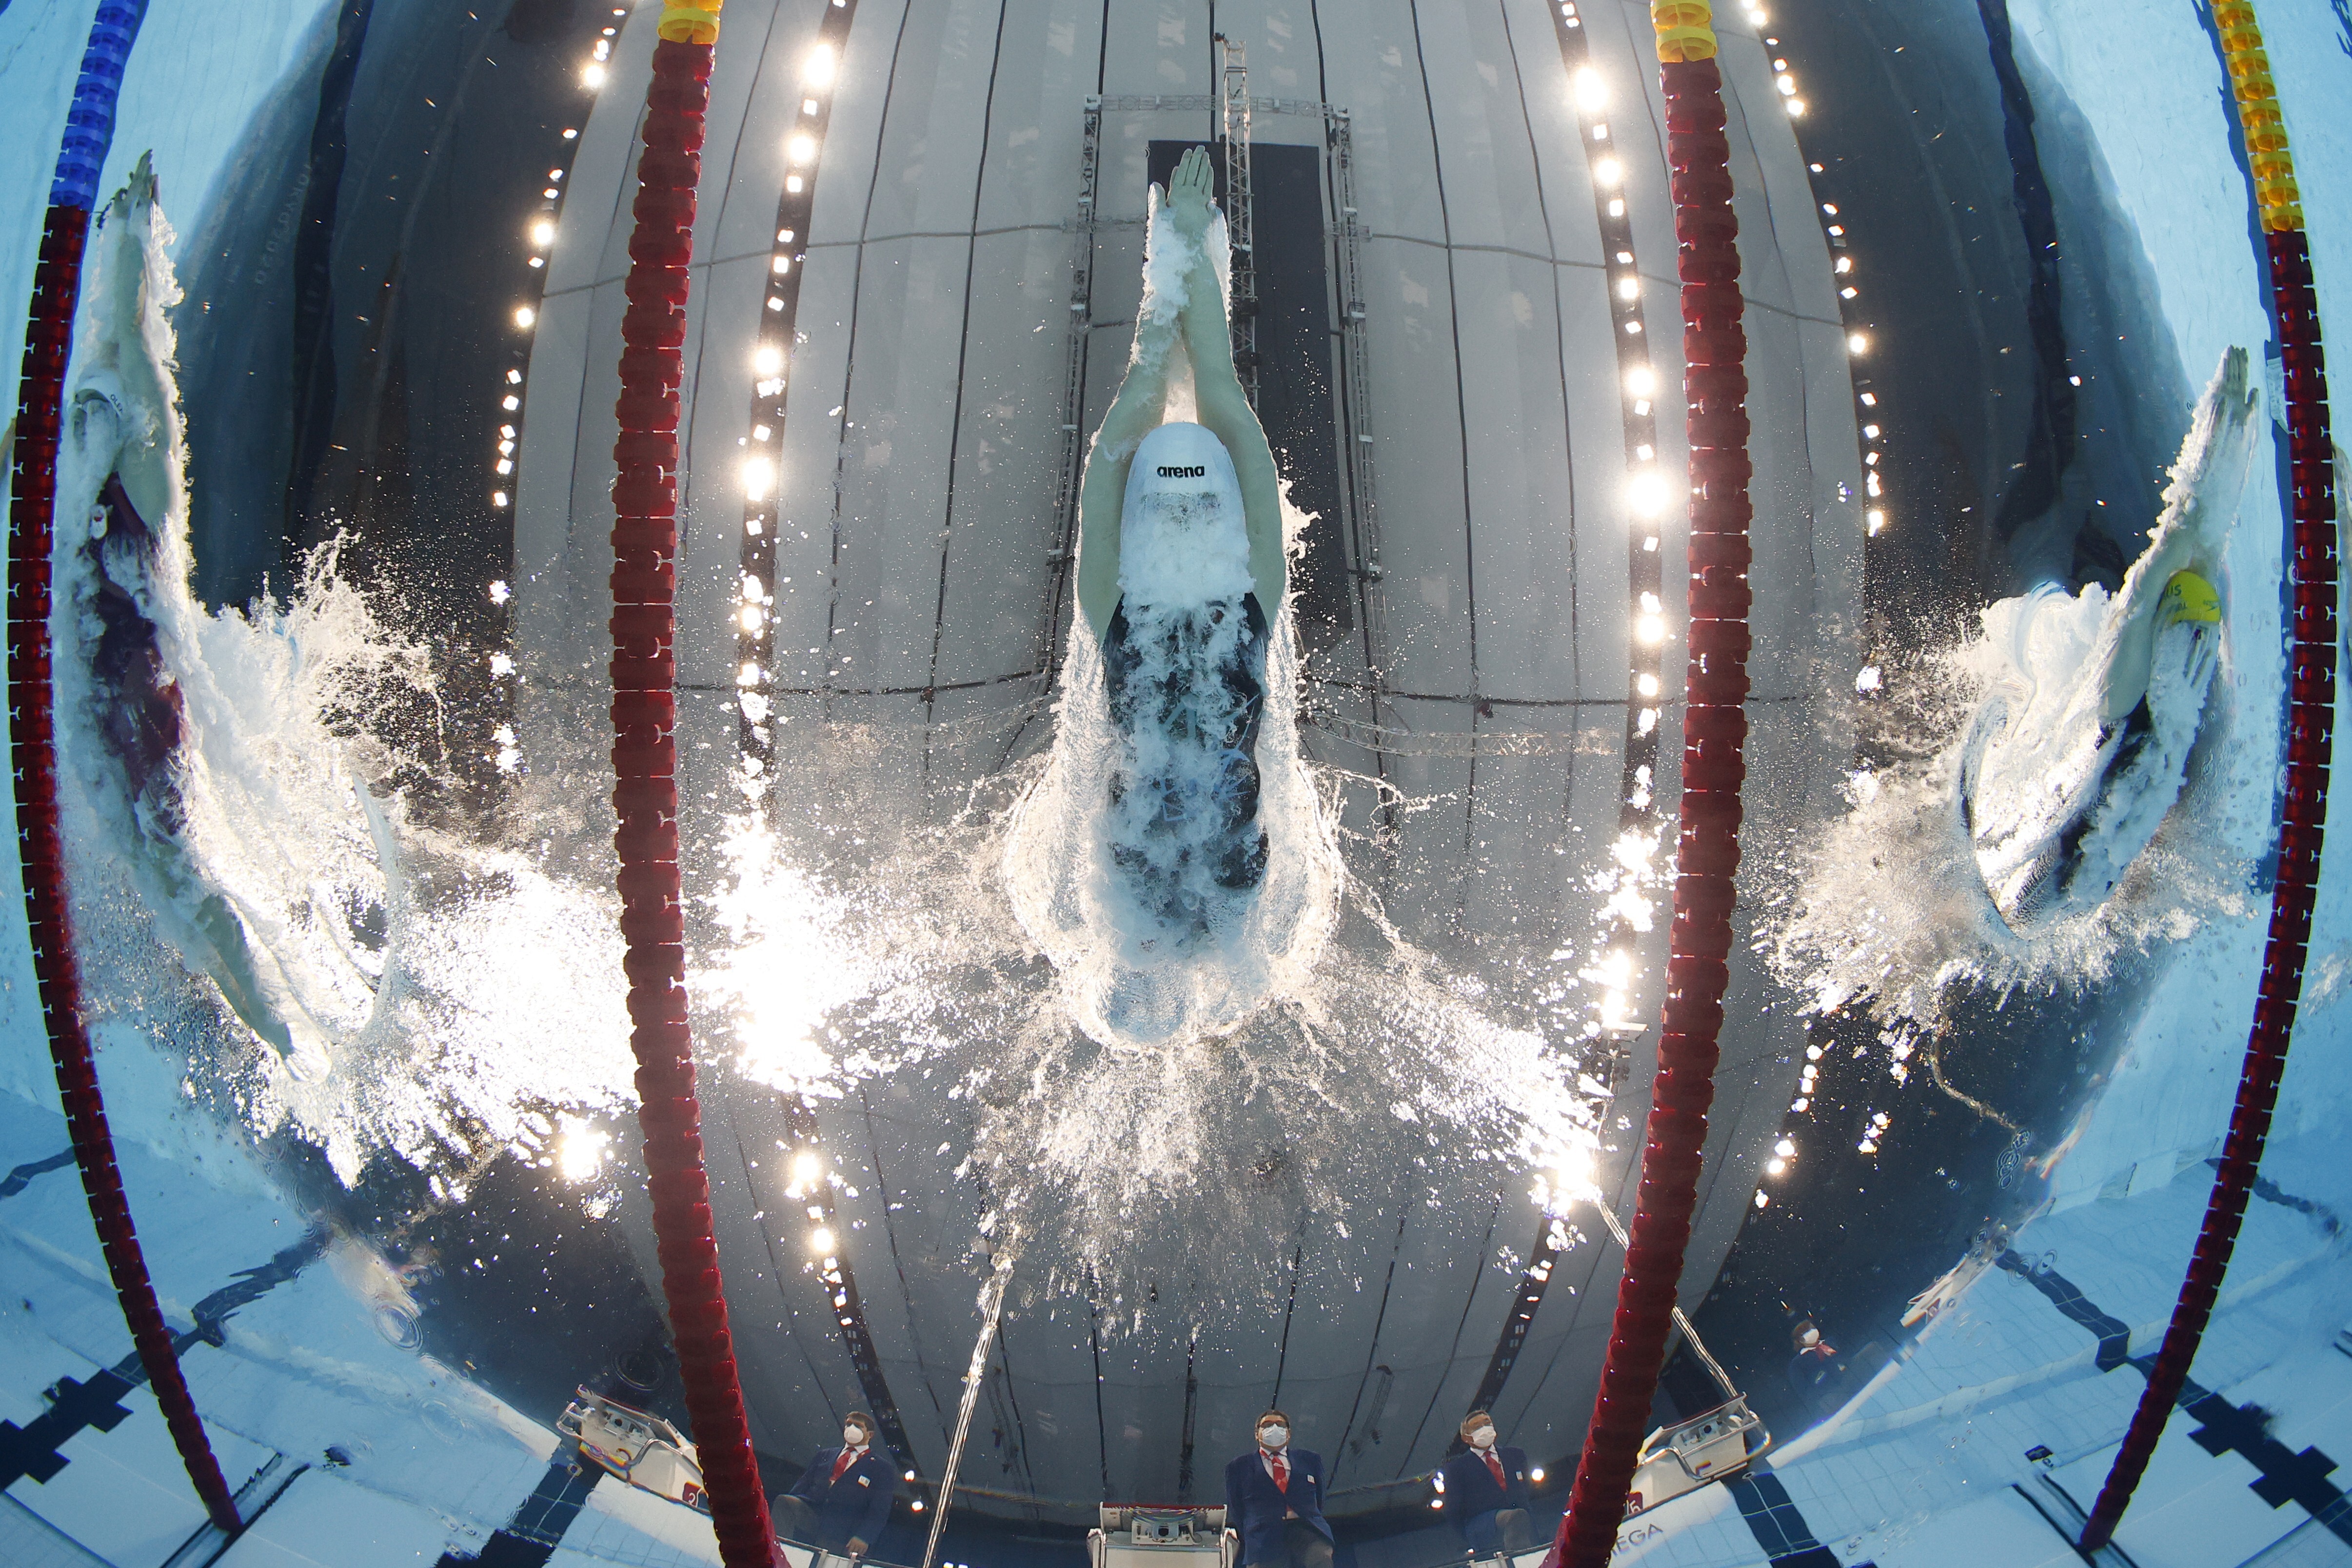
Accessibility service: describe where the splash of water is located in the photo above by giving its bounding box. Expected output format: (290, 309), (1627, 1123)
(1766, 350), (2267, 1030)
(40, 170), (637, 1192)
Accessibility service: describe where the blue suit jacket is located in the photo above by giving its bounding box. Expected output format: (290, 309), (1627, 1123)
(789, 1446), (897, 1545)
(1439, 1445), (1530, 1533)
(1224, 1447), (1332, 1567)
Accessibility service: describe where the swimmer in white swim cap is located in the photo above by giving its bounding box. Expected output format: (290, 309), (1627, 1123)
(1074, 146), (1287, 929)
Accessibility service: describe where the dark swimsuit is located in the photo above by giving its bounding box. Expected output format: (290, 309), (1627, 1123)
(1102, 591), (1271, 900)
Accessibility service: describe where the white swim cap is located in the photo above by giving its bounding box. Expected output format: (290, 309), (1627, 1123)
(1124, 421), (1242, 519)
(1118, 422), (1251, 606)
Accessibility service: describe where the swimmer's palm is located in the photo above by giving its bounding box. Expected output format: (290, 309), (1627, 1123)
(1165, 145), (1216, 238)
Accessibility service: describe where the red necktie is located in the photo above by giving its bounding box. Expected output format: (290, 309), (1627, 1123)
(832, 1448), (858, 1483)
(1484, 1452), (1506, 1488)
(1267, 1450), (1289, 1492)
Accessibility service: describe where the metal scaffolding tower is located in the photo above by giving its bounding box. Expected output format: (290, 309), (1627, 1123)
(1217, 35), (1259, 406)
(1037, 93), (1383, 697)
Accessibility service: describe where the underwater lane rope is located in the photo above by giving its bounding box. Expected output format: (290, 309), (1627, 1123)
(2079, 2), (2334, 1550)
(5, 0), (241, 1534)
(608, 6), (776, 1565)
(1551, 5), (1751, 1564)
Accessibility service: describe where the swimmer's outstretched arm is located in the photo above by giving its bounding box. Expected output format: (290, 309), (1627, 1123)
(1166, 158), (1286, 613)
(1075, 162), (1194, 640)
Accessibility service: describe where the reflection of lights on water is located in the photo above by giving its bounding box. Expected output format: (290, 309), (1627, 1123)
(1637, 615), (1667, 645)
(788, 134), (817, 163)
(1787, 100), (1807, 118)
(1754, 1190), (1771, 1209)
(1530, 1467), (1546, 1483)
(557, 1116), (612, 1182)
(1848, 332), (1869, 355)
(1637, 672), (1660, 697)
(1593, 157), (1623, 188)
(531, 219), (554, 247)
(738, 603), (763, 632)
(582, 62), (607, 89)
(513, 305), (536, 328)
(1616, 275), (1640, 300)
(742, 456), (775, 499)
(791, 1151), (824, 1191)
(752, 343), (785, 376)
(809, 1226), (834, 1253)
(1625, 364), (1655, 397)
(1573, 66), (1606, 110)
(803, 44), (836, 85)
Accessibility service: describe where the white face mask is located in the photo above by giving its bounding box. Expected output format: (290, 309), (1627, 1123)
(1258, 1425), (1288, 1449)
(844, 1427), (867, 1447)
(1468, 1426), (1496, 1450)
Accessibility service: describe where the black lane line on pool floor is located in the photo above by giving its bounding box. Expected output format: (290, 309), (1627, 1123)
(1996, 1249), (2134, 1371)
(0, 1230), (325, 1489)
(0, 1149), (75, 1199)
(1997, 1248), (2352, 1548)
(435, 1440), (605, 1568)
(1720, 1468), (1855, 1568)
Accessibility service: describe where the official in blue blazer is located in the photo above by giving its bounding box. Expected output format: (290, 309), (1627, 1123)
(1223, 1409), (1334, 1568)
(1437, 1411), (1533, 1557)
(772, 1411), (897, 1556)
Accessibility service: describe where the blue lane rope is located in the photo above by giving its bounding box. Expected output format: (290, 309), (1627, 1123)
(49, 0), (153, 211)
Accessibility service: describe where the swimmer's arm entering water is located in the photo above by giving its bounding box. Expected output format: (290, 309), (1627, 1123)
(1166, 157), (1286, 615)
(1075, 172), (1192, 641)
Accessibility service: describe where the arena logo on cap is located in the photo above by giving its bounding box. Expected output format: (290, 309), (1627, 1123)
(1157, 464), (1207, 478)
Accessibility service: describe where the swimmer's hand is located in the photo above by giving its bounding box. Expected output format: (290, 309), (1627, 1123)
(1165, 145), (1215, 239)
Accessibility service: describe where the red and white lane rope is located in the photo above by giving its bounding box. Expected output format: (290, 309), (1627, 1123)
(607, 1), (777, 1561)
(8, 0), (240, 1533)
(2080, 1), (2334, 1548)
(1548, 0), (1752, 1561)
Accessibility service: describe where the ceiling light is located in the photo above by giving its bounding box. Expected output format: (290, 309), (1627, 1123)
(1847, 332), (1868, 355)
(1628, 470), (1669, 515)
(513, 305), (536, 328)
(531, 219), (555, 246)
(803, 44), (836, 85)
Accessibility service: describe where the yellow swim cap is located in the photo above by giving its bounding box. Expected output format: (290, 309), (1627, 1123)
(2159, 570), (2222, 626)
